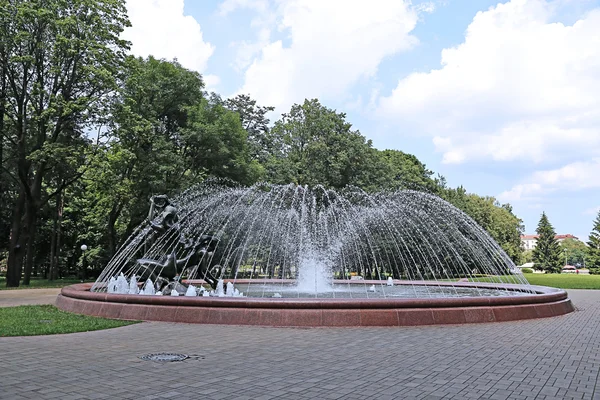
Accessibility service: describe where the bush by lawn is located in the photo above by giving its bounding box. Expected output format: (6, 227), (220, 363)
(0, 305), (138, 336)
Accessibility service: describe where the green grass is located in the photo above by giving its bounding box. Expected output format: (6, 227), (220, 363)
(0, 277), (94, 290)
(0, 305), (138, 336)
(471, 273), (600, 289)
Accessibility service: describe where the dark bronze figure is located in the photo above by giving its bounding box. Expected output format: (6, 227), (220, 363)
(137, 234), (220, 290)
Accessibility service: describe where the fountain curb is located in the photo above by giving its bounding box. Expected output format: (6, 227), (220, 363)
(56, 283), (574, 327)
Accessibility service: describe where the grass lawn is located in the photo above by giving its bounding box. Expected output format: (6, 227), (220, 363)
(0, 277), (93, 290)
(0, 305), (138, 336)
(471, 273), (600, 289)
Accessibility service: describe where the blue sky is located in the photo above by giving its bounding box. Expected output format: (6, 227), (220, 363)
(122, 0), (600, 242)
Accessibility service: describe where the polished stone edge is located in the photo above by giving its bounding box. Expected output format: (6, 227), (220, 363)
(56, 283), (574, 327)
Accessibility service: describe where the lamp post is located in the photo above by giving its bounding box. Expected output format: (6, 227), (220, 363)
(80, 244), (88, 282)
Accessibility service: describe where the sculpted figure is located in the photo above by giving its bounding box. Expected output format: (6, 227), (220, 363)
(137, 235), (220, 290)
(148, 195), (178, 233)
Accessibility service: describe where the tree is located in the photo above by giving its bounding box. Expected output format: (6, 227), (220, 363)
(377, 149), (436, 191)
(266, 99), (378, 189)
(532, 212), (562, 273)
(438, 187), (524, 264)
(80, 56), (206, 262)
(1, 0), (130, 286)
(182, 96), (263, 185)
(79, 59), (263, 265)
(560, 238), (588, 267)
(587, 211), (600, 272)
(224, 94), (275, 164)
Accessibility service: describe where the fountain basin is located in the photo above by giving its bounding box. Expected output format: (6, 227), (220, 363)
(56, 281), (574, 327)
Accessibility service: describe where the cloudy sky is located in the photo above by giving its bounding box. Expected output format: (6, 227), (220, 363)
(122, 0), (600, 241)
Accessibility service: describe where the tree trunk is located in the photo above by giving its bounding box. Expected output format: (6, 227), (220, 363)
(49, 206), (58, 280)
(22, 203), (38, 285)
(22, 170), (43, 285)
(107, 208), (118, 258)
(53, 190), (64, 280)
(6, 190), (26, 287)
(107, 201), (125, 258)
(48, 190), (63, 281)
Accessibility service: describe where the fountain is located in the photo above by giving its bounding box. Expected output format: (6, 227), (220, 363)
(56, 182), (573, 326)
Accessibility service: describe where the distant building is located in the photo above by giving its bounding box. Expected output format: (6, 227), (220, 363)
(521, 234), (579, 250)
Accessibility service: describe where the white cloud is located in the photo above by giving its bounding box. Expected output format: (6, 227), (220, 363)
(415, 2), (436, 14)
(203, 74), (221, 91)
(234, 0), (419, 112)
(217, 0), (270, 16)
(498, 183), (545, 203)
(378, 0), (600, 165)
(498, 158), (600, 202)
(584, 206), (600, 216)
(123, 0), (215, 73)
(230, 27), (273, 71)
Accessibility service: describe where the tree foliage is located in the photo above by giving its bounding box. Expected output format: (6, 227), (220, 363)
(587, 211), (600, 272)
(0, 0), (130, 286)
(532, 213), (563, 273)
(0, 4), (529, 283)
(560, 238), (587, 267)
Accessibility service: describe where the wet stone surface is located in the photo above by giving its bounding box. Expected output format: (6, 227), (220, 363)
(241, 283), (532, 298)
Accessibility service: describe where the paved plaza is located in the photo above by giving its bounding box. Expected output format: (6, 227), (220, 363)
(1, 289), (600, 400)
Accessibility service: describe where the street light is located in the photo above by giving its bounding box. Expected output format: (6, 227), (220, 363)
(80, 244), (88, 282)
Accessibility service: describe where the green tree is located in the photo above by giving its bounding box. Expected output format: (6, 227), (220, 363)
(377, 149), (436, 191)
(532, 212), (562, 273)
(439, 187), (524, 264)
(587, 211), (600, 272)
(182, 96), (263, 185)
(560, 237), (587, 267)
(266, 99), (379, 189)
(80, 59), (263, 264)
(83, 56), (205, 260)
(1, 0), (130, 286)
(224, 94), (275, 164)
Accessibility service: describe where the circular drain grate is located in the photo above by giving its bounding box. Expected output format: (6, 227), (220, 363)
(140, 353), (189, 362)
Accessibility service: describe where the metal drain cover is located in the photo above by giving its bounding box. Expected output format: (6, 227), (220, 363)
(140, 353), (189, 362)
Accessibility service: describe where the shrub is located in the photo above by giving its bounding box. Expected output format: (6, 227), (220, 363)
(521, 268), (533, 274)
(589, 268), (600, 275)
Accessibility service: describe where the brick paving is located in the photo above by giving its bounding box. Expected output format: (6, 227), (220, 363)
(1, 289), (600, 400)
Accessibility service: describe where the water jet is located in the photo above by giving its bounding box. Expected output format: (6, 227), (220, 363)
(56, 182), (573, 326)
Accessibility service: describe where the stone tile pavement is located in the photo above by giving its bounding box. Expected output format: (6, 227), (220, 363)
(1, 289), (600, 399)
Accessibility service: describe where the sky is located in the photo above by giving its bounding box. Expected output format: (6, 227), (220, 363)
(121, 0), (600, 241)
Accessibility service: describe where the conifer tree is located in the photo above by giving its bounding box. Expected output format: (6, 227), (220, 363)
(532, 212), (562, 273)
(587, 210), (600, 272)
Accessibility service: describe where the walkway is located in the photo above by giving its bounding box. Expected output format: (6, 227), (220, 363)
(0, 288), (61, 307)
(1, 289), (599, 399)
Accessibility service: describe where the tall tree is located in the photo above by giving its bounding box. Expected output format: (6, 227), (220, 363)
(0, 0), (130, 286)
(532, 212), (562, 273)
(83, 56), (205, 260)
(377, 149), (436, 191)
(267, 99), (378, 189)
(587, 211), (600, 272)
(438, 187), (524, 264)
(224, 94), (275, 164)
(182, 96), (263, 185)
(560, 237), (588, 267)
